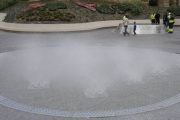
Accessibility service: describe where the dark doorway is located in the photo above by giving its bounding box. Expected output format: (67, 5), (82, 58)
(176, 0), (179, 5)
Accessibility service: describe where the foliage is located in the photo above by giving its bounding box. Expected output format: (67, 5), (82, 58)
(40, 0), (50, 2)
(174, 7), (180, 16)
(2, 0), (173, 23)
(167, 6), (176, 12)
(0, 0), (19, 10)
(86, 0), (107, 4)
(76, 2), (96, 11)
(23, 3), (46, 12)
(149, 0), (158, 6)
(167, 6), (180, 16)
(46, 1), (67, 11)
(95, 3), (115, 14)
(16, 7), (75, 22)
(111, 1), (146, 15)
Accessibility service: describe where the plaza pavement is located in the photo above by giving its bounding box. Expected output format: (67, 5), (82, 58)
(0, 27), (180, 120)
(0, 12), (180, 120)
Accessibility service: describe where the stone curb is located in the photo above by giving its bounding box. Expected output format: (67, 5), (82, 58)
(0, 13), (180, 32)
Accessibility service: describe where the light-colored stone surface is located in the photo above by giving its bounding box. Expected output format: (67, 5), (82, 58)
(0, 13), (6, 22)
(0, 13), (180, 32)
(0, 27), (180, 120)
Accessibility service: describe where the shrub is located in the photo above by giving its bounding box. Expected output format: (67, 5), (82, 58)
(16, 14), (22, 19)
(149, 0), (158, 6)
(49, 16), (55, 21)
(57, 1), (67, 9)
(48, 5), (58, 11)
(26, 17), (29, 21)
(29, 17), (35, 21)
(174, 7), (180, 16)
(76, 2), (96, 11)
(40, 0), (49, 1)
(46, 1), (67, 11)
(39, 17), (43, 21)
(0, 0), (19, 10)
(16, 7), (75, 22)
(111, 3), (125, 14)
(23, 3), (46, 12)
(111, 1), (146, 15)
(95, 3), (115, 14)
(167, 6), (180, 16)
(167, 6), (176, 12)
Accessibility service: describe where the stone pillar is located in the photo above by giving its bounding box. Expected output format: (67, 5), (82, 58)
(141, 0), (149, 5)
(163, 0), (170, 7)
(176, 0), (180, 6)
(170, 0), (177, 5)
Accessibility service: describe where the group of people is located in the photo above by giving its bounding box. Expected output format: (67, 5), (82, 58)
(122, 11), (176, 36)
(150, 11), (161, 24)
(122, 15), (136, 36)
(151, 11), (175, 33)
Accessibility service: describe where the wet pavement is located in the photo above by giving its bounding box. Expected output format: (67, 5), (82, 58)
(0, 27), (180, 120)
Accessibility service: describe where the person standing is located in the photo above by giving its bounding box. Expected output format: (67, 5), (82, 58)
(168, 14), (175, 34)
(163, 12), (167, 26)
(133, 22), (136, 36)
(155, 11), (160, 24)
(123, 15), (130, 36)
(123, 14), (126, 21)
(167, 13), (171, 31)
(115, 14), (126, 33)
(150, 12), (156, 24)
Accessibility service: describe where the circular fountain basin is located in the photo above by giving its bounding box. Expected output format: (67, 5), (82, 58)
(0, 45), (180, 118)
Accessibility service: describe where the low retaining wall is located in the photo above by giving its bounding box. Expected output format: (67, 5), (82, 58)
(0, 13), (179, 32)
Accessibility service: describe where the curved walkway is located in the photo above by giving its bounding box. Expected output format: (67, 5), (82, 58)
(0, 13), (180, 32)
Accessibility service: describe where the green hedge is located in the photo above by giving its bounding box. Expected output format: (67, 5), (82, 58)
(16, 7), (75, 21)
(46, 2), (67, 11)
(174, 7), (180, 16)
(95, 3), (116, 14)
(0, 0), (19, 10)
(167, 6), (176, 12)
(167, 6), (180, 16)
(111, 1), (146, 15)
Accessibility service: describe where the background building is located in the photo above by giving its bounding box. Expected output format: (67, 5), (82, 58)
(63, 0), (180, 7)
(105, 0), (179, 6)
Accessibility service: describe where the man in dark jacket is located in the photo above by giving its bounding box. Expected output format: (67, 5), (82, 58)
(163, 12), (167, 26)
(155, 11), (160, 24)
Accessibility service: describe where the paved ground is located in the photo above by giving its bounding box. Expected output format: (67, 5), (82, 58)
(1, 13), (180, 32)
(0, 27), (180, 120)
